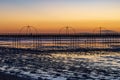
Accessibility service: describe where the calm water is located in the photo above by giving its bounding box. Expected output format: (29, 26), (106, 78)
(0, 37), (120, 49)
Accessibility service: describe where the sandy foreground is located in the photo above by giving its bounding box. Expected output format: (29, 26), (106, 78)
(0, 52), (120, 80)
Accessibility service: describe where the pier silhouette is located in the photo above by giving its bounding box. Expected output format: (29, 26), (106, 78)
(0, 26), (120, 53)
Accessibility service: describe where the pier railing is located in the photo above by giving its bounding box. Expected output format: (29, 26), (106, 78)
(0, 33), (120, 53)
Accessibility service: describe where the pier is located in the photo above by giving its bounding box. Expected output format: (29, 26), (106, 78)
(0, 26), (120, 53)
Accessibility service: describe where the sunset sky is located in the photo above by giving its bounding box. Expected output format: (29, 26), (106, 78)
(0, 0), (120, 33)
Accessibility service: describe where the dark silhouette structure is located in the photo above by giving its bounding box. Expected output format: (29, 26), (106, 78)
(0, 26), (120, 53)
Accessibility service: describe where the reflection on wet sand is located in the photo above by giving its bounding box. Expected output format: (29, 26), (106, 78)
(0, 52), (120, 80)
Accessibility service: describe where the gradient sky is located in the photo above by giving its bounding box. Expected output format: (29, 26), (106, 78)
(0, 0), (120, 33)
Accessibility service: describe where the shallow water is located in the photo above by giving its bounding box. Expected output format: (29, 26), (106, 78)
(0, 52), (120, 80)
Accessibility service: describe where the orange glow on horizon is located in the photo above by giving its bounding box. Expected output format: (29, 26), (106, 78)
(0, 20), (120, 33)
(0, 0), (120, 33)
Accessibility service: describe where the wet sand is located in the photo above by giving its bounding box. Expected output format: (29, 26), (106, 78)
(0, 52), (120, 80)
(0, 72), (29, 80)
